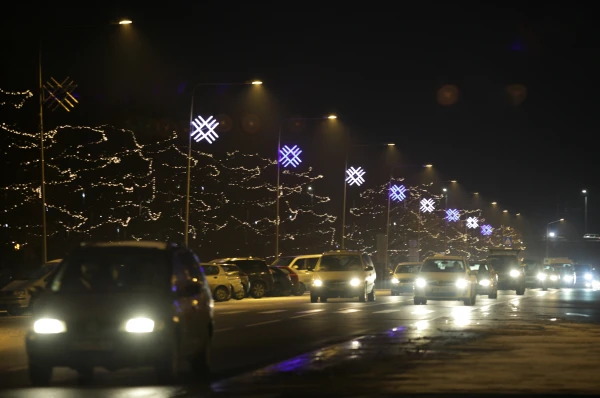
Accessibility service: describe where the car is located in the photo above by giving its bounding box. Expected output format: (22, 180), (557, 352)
(0, 259), (61, 316)
(272, 254), (321, 292)
(269, 266), (294, 296)
(413, 255), (478, 306)
(201, 263), (245, 301)
(390, 262), (421, 295)
(310, 250), (376, 303)
(537, 266), (560, 290)
(583, 233), (600, 241)
(574, 264), (596, 288)
(25, 241), (213, 386)
(273, 266), (305, 295)
(469, 260), (498, 299)
(487, 249), (526, 295)
(210, 257), (275, 298)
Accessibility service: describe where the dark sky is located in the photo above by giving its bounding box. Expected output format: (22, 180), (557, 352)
(2, 4), (598, 233)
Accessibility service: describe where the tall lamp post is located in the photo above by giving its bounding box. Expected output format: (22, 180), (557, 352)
(582, 189), (588, 234)
(274, 115), (336, 258)
(37, 19), (131, 263)
(184, 80), (262, 246)
(546, 218), (564, 258)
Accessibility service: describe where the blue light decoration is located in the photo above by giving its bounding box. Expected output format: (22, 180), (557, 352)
(191, 115), (219, 144)
(445, 209), (459, 222)
(466, 217), (478, 229)
(389, 184), (407, 202)
(346, 167), (366, 186)
(420, 198), (435, 213)
(279, 145), (302, 168)
(481, 224), (493, 236)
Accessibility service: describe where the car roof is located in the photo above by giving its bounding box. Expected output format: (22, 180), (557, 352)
(396, 262), (421, 266)
(210, 257), (266, 263)
(289, 254), (322, 258)
(322, 250), (363, 255)
(80, 241), (172, 250)
(424, 255), (465, 261)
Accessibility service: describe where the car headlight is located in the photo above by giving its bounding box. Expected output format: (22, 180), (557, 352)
(33, 318), (66, 334)
(479, 279), (490, 286)
(391, 278), (399, 284)
(313, 279), (323, 287)
(563, 275), (573, 282)
(456, 279), (468, 288)
(350, 278), (361, 287)
(550, 275), (558, 281)
(509, 270), (521, 277)
(584, 273), (592, 281)
(125, 317), (154, 333)
(415, 278), (426, 288)
(537, 273), (546, 280)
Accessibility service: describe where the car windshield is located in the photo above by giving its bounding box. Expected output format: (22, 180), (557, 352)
(395, 264), (420, 273)
(470, 263), (489, 272)
(276, 267), (291, 275)
(421, 259), (465, 272)
(15, 264), (56, 281)
(51, 248), (170, 293)
(272, 257), (294, 266)
(487, 256), (519, 272)
(319, 255), (362, 271)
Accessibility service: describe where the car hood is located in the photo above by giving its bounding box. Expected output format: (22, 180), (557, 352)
(1, 280), (36, 291)
(393, 273), (417, 280)
(417, 272), (468, 282)
(32, 291), (172, 323)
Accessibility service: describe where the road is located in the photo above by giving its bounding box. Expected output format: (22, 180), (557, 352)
(0, 288), (595, 395)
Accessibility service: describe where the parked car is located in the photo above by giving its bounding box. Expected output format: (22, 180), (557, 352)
(0, 259), (61, 316)
(390, 262), (421, 295)
(469, 260), (498, 299)
(25, 241), (213, 386)
(310, 250), (376, 303)
(274, 266), (305, 295)
(414, 255), (478, 306)
(269, 266), (293, 296)
(201, 263), (245, 301)
(272, 254), (320, 293)
(210, 257), (274, 298)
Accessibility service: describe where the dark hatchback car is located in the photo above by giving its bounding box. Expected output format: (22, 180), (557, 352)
(26, 241), (214, 386)
(210, 257), (274, 298)
(269, 266), (293, 296)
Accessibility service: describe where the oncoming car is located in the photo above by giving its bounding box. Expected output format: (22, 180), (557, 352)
(310, 250), (376, 303)
(390, 262), (421, 295)
(25, 241), (213, 386)
(413, 255), (478, 306)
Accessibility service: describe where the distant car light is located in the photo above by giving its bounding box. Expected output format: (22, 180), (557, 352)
(563, 275), (573, 282)
(479, 279), (490, 286)
(415, 278), (426, 288)
(349, 278), (361, 287)
(537, 273), (547, 280)
(456, 279), (468, 288)
(584, 273), (592, 281)
(391, 278), (399, 284)
(550, 275), (558, 281)
(509, 270), (521, 278)
(313, 279), (323, 287)
(33, 318), (66, 334)
(125, 317), (154, 333)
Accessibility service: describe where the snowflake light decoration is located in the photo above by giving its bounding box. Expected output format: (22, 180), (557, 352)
(345, 167), (365, 186)
(279, 145), (302, 168)
(389, 184), (407, 202)
(420, 198), (435, 213)
(481, 224), (493, 236)
(466, 217), (479, 229)
(191, 115), (219, 144)
(445, 209), (459, 222)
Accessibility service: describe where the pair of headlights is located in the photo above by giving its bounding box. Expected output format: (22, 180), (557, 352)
(415, 278), (468, 288)
(313, 278), (361, 287)
(33, 317), (155, 334)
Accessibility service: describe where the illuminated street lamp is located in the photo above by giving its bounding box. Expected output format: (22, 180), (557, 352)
(546, 218), (564, 258)
(582, 189), (588, 233)
(118, 20), (133, 24)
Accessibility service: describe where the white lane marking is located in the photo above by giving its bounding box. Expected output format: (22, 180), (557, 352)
(258, 310), (287, 314)
(566, 313), (590, 317)
(373, 309), (402, 314)
(219, 311), (244, 315)
(335, 308), (361, 313)
(215, 327), (234, 332)
(289, 310), (324, 319)
(246, 320), (280, 327)
(297, 309), (324, 314)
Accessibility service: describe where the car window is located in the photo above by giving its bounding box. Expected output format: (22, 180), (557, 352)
(362, 254), (374, 268)
(319, 255), (362, 271)
(51, 248), (170, 293)
(487, 256), (519, 271)
(202, 265), (220, 276)
(395, 264), (420, 273)
(232, 260), (268, 273)
(421, 259), (465, 273)
(306, 257), (319, 270)
(272, 257), (294, 267)
(221, 265), (240, 273)
(470, 263), (489, 272)
(276, 267), (291, 275)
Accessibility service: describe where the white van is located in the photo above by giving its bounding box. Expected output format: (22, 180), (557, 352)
(272, 254), (321, 291)
(0, 259), (61, 315)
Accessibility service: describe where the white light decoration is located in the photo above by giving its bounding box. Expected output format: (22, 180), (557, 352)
(345, 167), (366, 186)
(420, 198), (435, 213)
(190, 115), (219, 144)
(445, 209), (459, 222)
(390, 184), (407, 202)
(279, 145), (302, 168)
(481, 224), (493, 236)
(466, 217), (479, 229)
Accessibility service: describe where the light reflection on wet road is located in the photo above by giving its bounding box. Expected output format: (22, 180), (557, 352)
(1, 288), (597, 396)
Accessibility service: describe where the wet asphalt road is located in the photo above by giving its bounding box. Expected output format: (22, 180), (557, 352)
(0, 288), (597, 396)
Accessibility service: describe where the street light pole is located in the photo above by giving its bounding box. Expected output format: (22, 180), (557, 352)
(38, 40), (47, 264)
(275, 125), (281, 258)
(582, 190), (588, 233)
(546, 219), (564, 258)
(184, 81), (262, 246)
(341, 151), (348, 249)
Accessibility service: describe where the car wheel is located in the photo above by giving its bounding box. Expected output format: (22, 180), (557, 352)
(413, 298), (421, 305)
(367, 286), (376, 302)
(189, 340), (211, 382)
(358, 285), (367, 302)
(76, 367), (94, 385)
(320, 295), (328, 303)
(213, 286), (230, 302)
(250, 282), (266, 298)
(464, 296), (474, 306)
(542, 286), (548, 291)
(293, 283), (306, 296)
(29, 361), (52, 386)
(310, 293), (318, 303)
(156, 339), (180, 385)
(233, 288), (245, 300)
(516, 287), (525, 296)
(391, 291), (398, 296)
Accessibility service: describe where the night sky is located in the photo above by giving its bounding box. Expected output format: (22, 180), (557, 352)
(2, 4), (598, 234)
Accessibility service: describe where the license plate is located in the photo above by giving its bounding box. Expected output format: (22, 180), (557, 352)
(72, 341), (113, 351)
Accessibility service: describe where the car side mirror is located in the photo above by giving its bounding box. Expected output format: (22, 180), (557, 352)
(178, 283), (201, 297)
(365, 266), (374, 271)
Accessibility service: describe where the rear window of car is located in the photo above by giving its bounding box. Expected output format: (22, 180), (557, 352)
(421, 259), (465, 272)
(202, 265), (220, 276)
(231, 260), (269, 273)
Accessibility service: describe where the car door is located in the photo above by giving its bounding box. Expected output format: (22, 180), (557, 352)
(290, 258), (311, 285)
(174, 250), (211, 354)
(202, 265), (222, 294)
